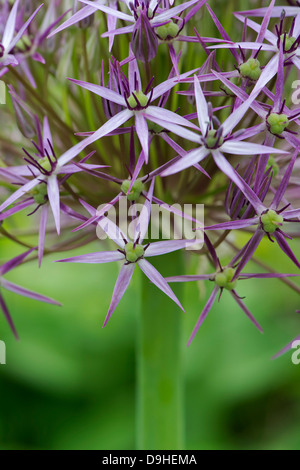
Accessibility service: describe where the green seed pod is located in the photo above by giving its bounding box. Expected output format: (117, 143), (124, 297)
(156, 21), (180, 40)
(206, 130), (224, 149)
(267, 113), (289, 135)
(121, 179), (145, 201)
(280, 33), (296, 50)
(261, 209), (284, 234)
(127, 90), (149, 109)
(239, 58), (261, 81)
(124, 242), (145, 263)
(215, 267), (237, 291)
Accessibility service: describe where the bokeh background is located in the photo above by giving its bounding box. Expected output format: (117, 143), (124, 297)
(0, 232), (299, 450)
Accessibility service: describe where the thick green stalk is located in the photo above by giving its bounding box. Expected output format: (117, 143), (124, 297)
(137, 252), (185, 450)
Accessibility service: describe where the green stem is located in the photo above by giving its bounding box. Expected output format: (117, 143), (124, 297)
(137, 252), (185, 450)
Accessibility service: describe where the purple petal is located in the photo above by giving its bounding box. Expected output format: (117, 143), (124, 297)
(161, 147), (210, 177)
(42, 116), (53, 154)
(8, 4), (44, 52)
(0, 178), (39, 213)
(205, 217), (259, 231)
(79, 0), (134, 22)
(135, 113), (149, 163)
(0, 293), (18, 339)
(68, 78), (126, 106)
(0, 248), (36, 276)
(2, 0), (19, 49)
(273, 231), (300, 269)
(57, 251), (125, 264)
(58, 109), (133, 167)
(103, 263), (135, 327)
(135, 179), (155, 243)
(142, 112), (200, 142)
(194, 75), (209, 134)
(48, 4), (97, 38)
(256, 0), (276, 44)
(0, 199), (34, 221)
(212, 150), (265, 214)
(233, 230), (264, 280)
(151, 67), (200, 101)
(231, 293), (263, 333)
(165, 274), (212, 282)
(270, 148), (298, 210)
(38, 204), (48, 268)
(145, 239), (198, 257)
(145, 106), (199, 131)
(273, 335), (300, 360)
(138, 258), (185, 312)
(47, 175), (60, 235)
(239, 273), (300, 279)
(97, 215), (128, 248)
(155, 0), (202, 23)
(1, 279), (61, 306)
(221, 140), (286, 156)
(238, 7), (299, 18)
(187, 286), (219, 346)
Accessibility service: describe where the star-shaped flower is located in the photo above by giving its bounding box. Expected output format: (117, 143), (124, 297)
(166, 235), (300, 345)
(68, 57), (200, 162)
(158, 76), (285, 203)
(57, 180), (197, 325)
(204, 148), (300, 275)
(0, 117), (108, 238)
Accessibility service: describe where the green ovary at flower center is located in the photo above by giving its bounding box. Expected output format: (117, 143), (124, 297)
(261, 209), (283, 234)
(125, 242), (145, 263)
(39, 157), (52, 172)
(121, 179), (145, 201)
(205, 130), (224, 149)
(239, 58), (261, 81)
(267, 113), (289, 135)
(127, 90), (149, 108)
(214, 267), (237, 291)
(31, 184), (48, 205)
(280, 33), (296, 50)
(156, 21), (179, 40)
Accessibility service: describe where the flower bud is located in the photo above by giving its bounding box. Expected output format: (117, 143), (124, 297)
(215, 267), (237, 291)
(239, 58), (261, 81)
(121, 179), (145, 201)
(131, 11), (158, 63)
(260, 210), (283, 234)
(267, 113), (289, 135)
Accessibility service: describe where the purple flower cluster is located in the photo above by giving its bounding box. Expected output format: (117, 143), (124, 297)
(0, 0), (299, 354)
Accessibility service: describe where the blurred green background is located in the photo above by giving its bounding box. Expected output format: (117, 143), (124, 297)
(0, 232), (299, 450)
